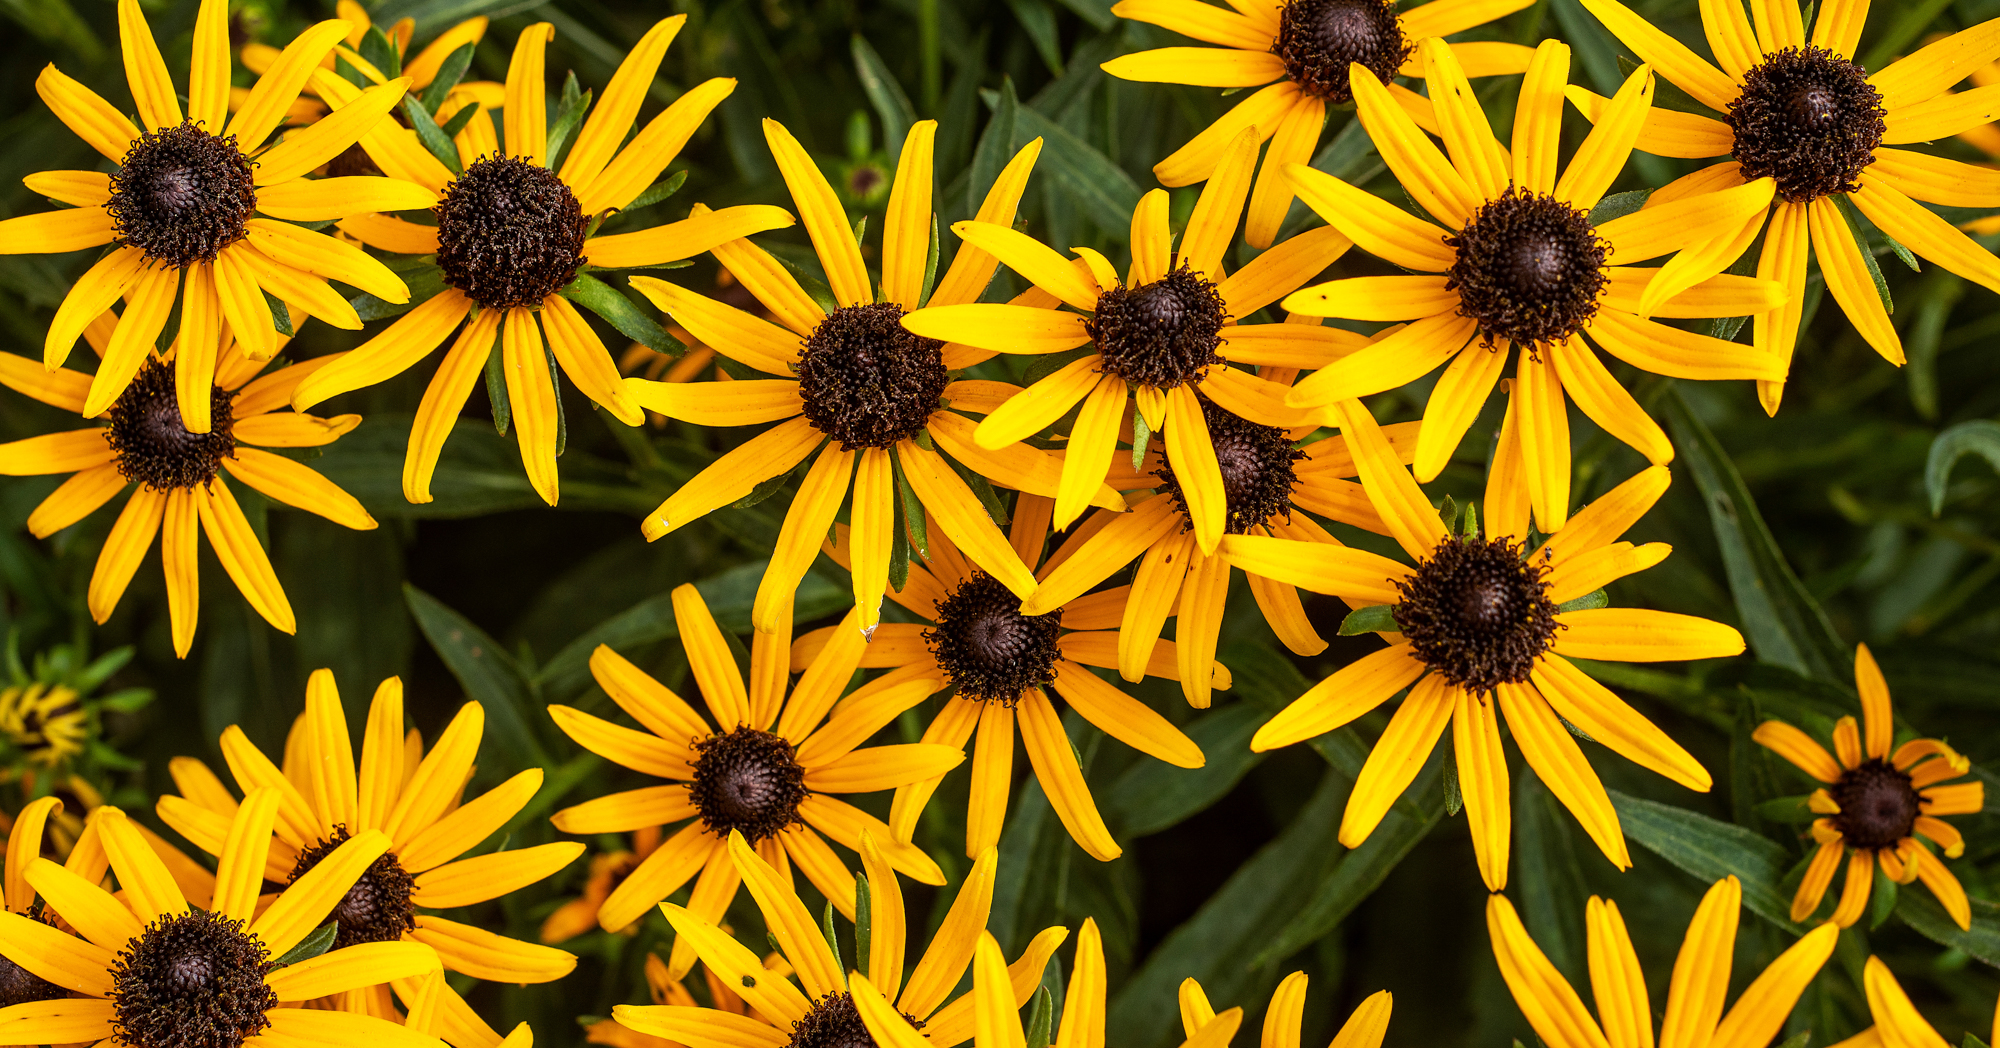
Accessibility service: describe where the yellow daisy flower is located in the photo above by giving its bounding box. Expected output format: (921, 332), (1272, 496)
(625, 120), (1092, 635)
(612, 830), (1070, 1048)
(290, 17), (790, 507)
(0, 797), (448, 1048)
(1829, 956), (1998, 1048)
(0, 684), (87, 768)
(546, 582), (964, 977)
(1280, 37), (1789, 532)
(236, 3), (501, 135)
(803, 492), (1215, 860)
(1175, 971), (1384, 1048)
(1578, 0), (2000, 411)
(1217, 398), (1745, 890)
(903, 128), (1351, 556)
(0, 0), (431, 431)
(1752, 643), (1982, 930)
(1008, 373), (1422, 711)
(0, 342), (376, 658)
(1101, 0), (1537, 247)
(1489, 876), (1839, 1048)
(154, 668), (583, 1023)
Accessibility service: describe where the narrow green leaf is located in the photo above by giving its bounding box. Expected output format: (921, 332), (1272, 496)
(968, 78), (1019, 219)
(822, 900), (844, 977)
(919, 215), (940, 308)
(1665, 388), (1846, 683)
(438, 102), (481, 139)
(1609, 789), (1802, 931)
(1834, 194), (1894, 314)
(562, 273), (686, 357)
(1925, 419), (2000, 515)
(270, 921), (339, 967)
(1870, 862), (1898, 930)
(1555, 589), (1607, 612)
(1131, 408), (1151, 472)
(1753, 795), (1817, 823)
(1587, 190), (1651, 225)
(892, 448), (929, 559)
(403, 97), (464, 176)
(851, 35), (916, 162)
(263, 290), (293, 337)
(854, 873), (873, 979)
(545, 76), (593, 169)
(1338, 604), (1398, 636)
(1005, 0), (1063, 74)
(1007, 105), (1141, 237)
(484, 343), (510, 436)
(619, 171), (689, 216)
(544, 342), (567, 458)
(1025, 986), (1055, 1048)
(1895, 891), (2000, 967)
(360, 26), (401, 80)
(418, 43), (477, 113)
(404, 584), (550, 769)
(352, 266), (447, 321)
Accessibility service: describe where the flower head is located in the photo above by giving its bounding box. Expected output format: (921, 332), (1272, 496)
(0, 799), (448, 1048)
(1490, 877), (1839, 1048)
(1101, 0), (1536, 246)
(290, 17), (788, 507)
(1218, 399), (1745, 889)
(1753, 644), (1982, 929)
(1280, 37), (1789, 532)
(1579, 0), (2000, 411)
(0, 0), (434, 429)
(547, 583), (964, 978)
(0, 341), (376, 658)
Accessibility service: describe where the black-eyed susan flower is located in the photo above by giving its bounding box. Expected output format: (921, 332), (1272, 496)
(1830, 956), (1997, 1048)
(626, 121), (1094, 634)
(1101, 0), (1535, 246)
(0, 642), (148, 772)
(1177, 971), (1385, 1048)
(903, 129), (1352, 555)
(612, 830), (1070, 1048)
(1013, 382), (1422, 710)
(1578, 0), (2000, 412)
(236, 4), (500, 135)
(1219, 398), (1745, 890)
(1281, 38), (1788, 531)
(0, 0), (429, 429)
(0, 343), (376, 658)
(291, 17), (790, 507)
(1753, 644), (1982, 930)
(1489, 876), (1839, 1048)
(546, 583), (963, 976)
(155, 669), (583, 1017)
(0, 796), (447, 1048)
(803, 493), (1213, 860)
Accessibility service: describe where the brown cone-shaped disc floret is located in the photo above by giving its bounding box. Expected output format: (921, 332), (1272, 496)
(1446, 189), (1608, 355)
(797, 302), (949, 450)
(110, 909), (277, 1048)
(1088, 264), (1227, 390)
(108, 122), (256, 268)
(105, 358), (237, 491)
(690, 726), (810, 843)
(1272, 0), (1412, 105)
(1828, 757), (1921, 850)
(1393, 535), (1560, 693)
(926, 572), (1063, 704)
(288, 827), (418, 949)
(1154, 397), (1304, 534)
(435, 156), (588, 309)
(1728, 46), (1885, 203)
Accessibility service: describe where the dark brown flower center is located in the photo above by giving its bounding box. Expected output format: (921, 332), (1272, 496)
(108, 122), (256, 268)
(1829, 757), (1921, 850)
(0, 951), (65, 1009)
(1088, 264), (1227, 390)
(110, 909), (276, 1048)
(788, 992), (924, 1048)
(1727, 46), (1885, 203)
(1155, 397), (1303, 534)
(797, 302), (949, 450)
(1446, 189), (1608, 354)
(690, 726), (809, 843)
(435, 155), (588, 308)
(925, 572), (1062, 704)
(105, 358), (236, 491)
(1272, 0), (1411, 104)
(1393, 535), (1560, 693)
(288, 827), (417, 949)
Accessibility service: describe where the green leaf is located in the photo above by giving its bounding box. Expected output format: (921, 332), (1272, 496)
(1896, 891), (2000, 967)
(892, 448), (929, 560)
(851, 35), (916, 163)
(822, 900), (844, 976)
(1131, 408), (1151, 472)
(545, 75), (593, 169)
(1608, 789), (1802, 931)
(264, 290), (293, 337)
(438, 103), (481, 139)
(968, 78), (1019, 219)
(405, 584), (551, 770)
(544, 342), (567, 458)
(1555, 589), (1607, 612)
(1025, 986), (1055, 1048)
(419, 43), (477, 113)
(360, 26), (402, 79)
(1925, 419), (2000, 516)
(1515, 769), (1592, 980)
(920, 215), (941, 307)
(1338, 604), (1398, 636)
(1870, 861), (1898, 930)
(269, 921), (340, 967)
(618, 171), (689, 216)
(1006, 0), (1063, 75)
(1101, 701), (1265, 838)
(1587, 190), (1651, 225)
(1006, 105), (1141, 238)
(1833, 194), (1893, 314)
(1023, 347), (1094, 388)
(1665, 388), (1847, 684)
(483, 340), (510, 436)
(854, 872), (872, 978)
(403, 97), (464, 177)
(562, 273), (686, 357)
(352, 266), (448, 321)
(1753, 795), (1817, 823)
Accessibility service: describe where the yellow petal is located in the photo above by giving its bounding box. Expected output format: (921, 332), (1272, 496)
(502, 24), (554, 164)
(1017, 689), (1120, 860)
(952, 221), (1100, 311)
(1333, 399), (1449, 560)
(1556, 63), (1653, 211)
(579, 77), (737, 215)
(1108, 0), (1274, 48)
(1179, 126), (1260, 279)
(1102, 47), (1286, 86)
(198, 479), (296, 635)
(931, 136), (1046, 306)
(1532, 655), (1711, 791)
(766, 118), (871, 307)
(1243, 95), (1329, 249)
(1340, 675), (1454, 848)
(1252, 645), (1425, 751)
(1501, 685), (1630, 870)
(1454, 684), (1512, 890)
(0, 208), (115, 255)
(1587, 309), (1787, 381)
(1154, 82), (1296, 188)
(266, 940), (443, 1001)
(87, 485), (165, 625)
(584, 205), (797, 270)
(558, 16), (685, 189)
(1749, 0), (1805, 53)
(1852, 171), (2000, 296)
(118, 0), (182, 129)
(1546, 335), (1672, 466)
(35, 65), (138, 162)
(1870, 19), (2000, 111)
(1284, 164), (1456, 271)
(1552, 608), (1746, 662)
(1421, 38), (1510, 200)
(904, 303), (1092, 355)
(255, 77), (415, 186)
(1350, 61), (1481, 226)
(501, 306), (561, 506)
(1576, 0), (1740, 111)
(881, 120), (939, 309)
